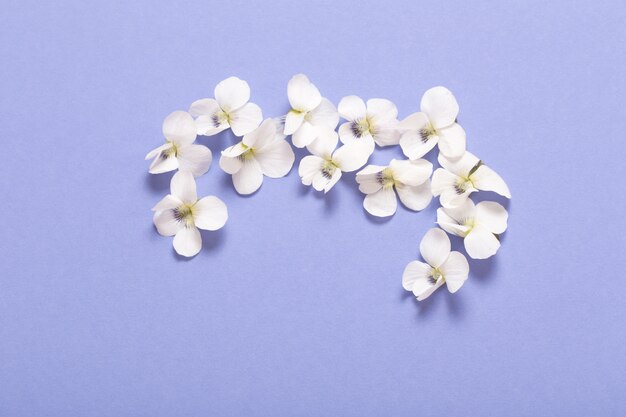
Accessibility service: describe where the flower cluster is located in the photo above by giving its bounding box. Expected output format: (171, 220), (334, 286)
(146, 75), (511, 301)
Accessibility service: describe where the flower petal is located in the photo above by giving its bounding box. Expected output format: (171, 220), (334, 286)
(366, 98), (398, 124)
(255, 137), (295, 178)
(338, 95), (366, 121)
(402, 260), (431, 291)
(396, 181), (432, 211)
(148, 149), (179, 175)
(287, 74), (322, 112)
(145, 143), (171, 160)
(176, 144), (212, 178)
(189, 98), (220, 117)
(431, 168), (475, 208)
(464, 225), (500, 259)
(390, 159), (432, 186)
(323, 169), (342, 193)
(284, 110), (305, 136)
(471, 165), (512, 198)
(356, 165), (385, 194)
(306, 127), (338, 158)
(232, 158), (263, 195)
(195, 115), (229, 136)
(437, 123), (466, 159)
(363, 187), (397, 217)
(173, 227), (202, 257)
(333, 141), (371, 172)
(398, 112), (429, 131)
(214, 76), (250, 112)
(152, 194), (182, 212)
(229, 102), (263, 136)
(441, 251), (469, 293)
(416, 280), (445, 301)
(291, 120), (317, 148)
(420, 228), (451, 268)
(163, 111), (197, 146)
(153, 209), (183, 236)
(475, 201), (508, 234)
(436, 207), (470, 237)
(338, 121), (372, 146)
(193, 196), (228, 231)
(299, 155), (324, 186)
(438, 151), (480, 177)
(400, 130), (438, 160)
(372, 120), (400, 147)
(420, 86), (459, 129)
(307, 98), (339, 130)
(243, 119), (275, 150)
(170, 170), (197, 204)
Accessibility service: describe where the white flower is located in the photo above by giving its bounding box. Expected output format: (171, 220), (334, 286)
(398, 86), (466, 160)
(337, 95), (400, 155)
(190, 76), (263, 137)
(145, 111), (212, 177)
(432, 151), (511, 208)
(152, 171), (228, 257)
(437, 198), (508, 259)
(356, 159), (433, 217)
(219, 119), (295, 195)
(298, 128), (370, 193)
(402, 228), (469, 301)
(283, 74), (339, 148)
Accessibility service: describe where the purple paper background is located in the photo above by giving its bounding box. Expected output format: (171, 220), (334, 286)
(1, 0), (625, 415)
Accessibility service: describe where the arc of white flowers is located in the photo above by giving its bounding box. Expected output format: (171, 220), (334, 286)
(298, 127), (370, 193)
(283, 74), (339, 148)
(355, 159), (433, 217)
(398, 86), (466, 160)
(337, 95), (400, 156)
(403, 228), (470, 301)
(145, 111), (213, 177)
(219, 119), (295, 195)
(189, 76), (263, 137)
(437, 198), (508, 259)
(432, 151), (511, 208)
(152, 171), (228, 257)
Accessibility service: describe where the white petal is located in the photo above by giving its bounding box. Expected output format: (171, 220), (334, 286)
(356, 165), (385, 194)
(232, 158), (263, 195)
(255, 137), (295, 178)
(287, 74), (322, 112)
(400, 130), (438, 160)
(307, 98), (339, 130)
(291, 120), (317, 148)
(173, 227), (202, 257)
(441, 251), (469, 293)
(396, 181), (432, 211)
(323, 169), (342, 193)
(464, 225), (500, 259)
(153, 209), (183, 237)
(148, 148), (179, 175)
(152, 194), (182, 212)
(363, 187), (397, 217)
(420, 228), (451, 268)
(372, 120), (400, 147)
(214, 76), (250, 112)
(284, 110), (305, 136)
(243, 119), (275, 150)
(193, 196), (228, 231)
(299, 155), (324, 186)
(221, 142), (247, 158)
(475, 201), (508, 234)
(437, 123), (466, 159)
(333, 142), (371, 172)
(437, 207), (469, 237)
(162, 111), (197, 146)
(402, 260), (431, 291)
(338, 95), (366, 121)
(189, 98), (220, 117)
(416, 280), (445, 301)
(311, 170), (330, 191)
(366, 98), (398, 124)
(219, 154), (243, 174)
(438, 151), (480, 177)
(145, 143), (171, 160)
(229, 102), (263, 136)
(397, 112), (429, 131)
(338, 121), (367, 145)
(420, 86), (459, 129)
(195, 115), (229, 136)
(390, 159), (432, 186)
(471, 165), (512, 198)
(306, 127), (338, 158)
(170, 170), (197, 204)
(431, 168), (475, 208)
(176, 144), (212, 178)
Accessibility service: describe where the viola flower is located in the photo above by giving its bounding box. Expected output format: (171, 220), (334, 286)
(283, 74), (339, 148)
(152, 171), (228, 257)
(402, 228), (469, 301)
(337, 95), (400, 155)
(190, 76), (262, 137)
(398, 86), (466, 160)
(355, 159), (433, 217)
(145, 111), (212, 177)
(437, 198), (508, 259)
(298, 127), (370, 193)
(432, 151), (511, 208)
(219, 119), (295, 195)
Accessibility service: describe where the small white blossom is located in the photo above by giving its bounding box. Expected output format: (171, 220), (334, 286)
(398, 86), (466, 160)
(298, 128), (370, 193)
(283, 74), (339, 148)
(437, 198), (508, 259)
(356, 159), (433, 217)
(432, 151), (511, 208)
(190, 76), (262, 137)
(337, 95), (400, 156)
(403, 228), (469, 301)
(152, 171), (228, 257)
(145, 111), (212, 177)
(219, 119), (295, 195)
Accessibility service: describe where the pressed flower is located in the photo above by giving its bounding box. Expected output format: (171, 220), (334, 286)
(283, 74), (339, 148)
(356, 159), (433, 217)
(298, 127), (370, 193)
(403, 228), (469, 301)
(398, 86), (466, 160)
(152, 171), (228, 257)
(432, 151), (511, 208)
(145, 111), (212, 177)
(190, 76), (262, 137)
(437, 198), (508, 259)
(219, 119), (295, 195)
